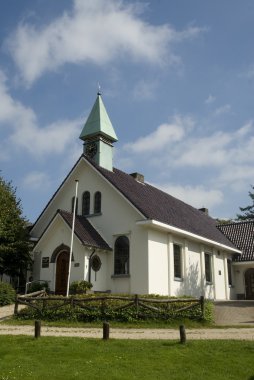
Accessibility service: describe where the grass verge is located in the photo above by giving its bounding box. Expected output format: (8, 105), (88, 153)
(0, 336), (253, 380)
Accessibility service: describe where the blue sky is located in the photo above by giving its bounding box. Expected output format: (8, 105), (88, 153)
(1, 0), (254, 222)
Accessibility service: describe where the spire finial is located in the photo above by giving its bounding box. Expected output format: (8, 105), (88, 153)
(97, 82), (101, 96)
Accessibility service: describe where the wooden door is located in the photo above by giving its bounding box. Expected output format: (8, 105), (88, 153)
(245, 269), (254, 300)
(55, 251), (69, 295)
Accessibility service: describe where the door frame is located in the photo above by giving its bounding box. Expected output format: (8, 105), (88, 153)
(55, 250), (70, 295)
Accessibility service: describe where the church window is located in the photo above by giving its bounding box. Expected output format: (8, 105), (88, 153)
(205, 253), (212, 283)
(173, 244), (182, 279)
(82, 191), (90, 216)
(114, 236), (129, 275)
(94, 191), (101, 214)
(71, 196), (78, 214)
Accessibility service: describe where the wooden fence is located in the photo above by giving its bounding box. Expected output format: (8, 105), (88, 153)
(15, 292), (205, 320)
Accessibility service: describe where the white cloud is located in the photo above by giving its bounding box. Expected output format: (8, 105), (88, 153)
(132, 80), (157, 100)
(176, 131), (232, 167)
(0, 69), (81, 158)
(154, 183), (224, 210)
(124, 115), (194, 153)
(121, 111), (254, 196)
(214, 104), (231, 116)
(241, 64), (254, 79)
(23, 171), (51, 190)
(205, 94), (216, 104)
(6, 0), (204, 86)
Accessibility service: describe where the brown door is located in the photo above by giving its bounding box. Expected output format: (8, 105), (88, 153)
(245, 269), (254, 300)
(55, 251), (69, 295)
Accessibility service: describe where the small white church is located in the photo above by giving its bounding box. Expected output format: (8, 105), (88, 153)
(30, 92), (244, 300)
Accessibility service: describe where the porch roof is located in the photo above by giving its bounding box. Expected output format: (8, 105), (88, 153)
(59, 209), (112, 251)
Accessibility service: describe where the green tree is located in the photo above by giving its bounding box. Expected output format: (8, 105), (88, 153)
(237, 185), (254, 220)
(0, 176), (31, 288)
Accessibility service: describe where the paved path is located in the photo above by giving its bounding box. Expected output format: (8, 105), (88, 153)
(1, 303), (254, 340)
(214, 301), (254, 325)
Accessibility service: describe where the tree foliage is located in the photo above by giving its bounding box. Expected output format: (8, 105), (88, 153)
(0, 176), (31, 286)
(237, 185), (254, 220)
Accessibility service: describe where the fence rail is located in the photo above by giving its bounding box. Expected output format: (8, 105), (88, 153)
(15, 292), (205, 320)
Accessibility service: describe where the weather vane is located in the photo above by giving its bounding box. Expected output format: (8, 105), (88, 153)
(97, 82), (101, 95)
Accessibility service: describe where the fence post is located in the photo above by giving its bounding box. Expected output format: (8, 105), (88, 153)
(103, 322), (110, 340)
(200, 296), (205, 318)
(34, 320), (41, 338)
(179, 325), (186, 344)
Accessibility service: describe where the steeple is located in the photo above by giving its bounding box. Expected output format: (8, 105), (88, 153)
(80, 92), (118, 171)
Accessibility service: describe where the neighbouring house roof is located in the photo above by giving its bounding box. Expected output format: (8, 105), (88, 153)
(86, 156), (238, 251)
(217, 221), (254, 262)
(58, 210), (111, 251)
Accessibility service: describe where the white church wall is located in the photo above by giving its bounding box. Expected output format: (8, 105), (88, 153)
(147, 229), (168, 295)
(185, 241), (202, 298)
(129, 226), (149, 294)
(33, 216), (88, 292)
(213, 250), (226, 300)
(89, 251), (109, 292)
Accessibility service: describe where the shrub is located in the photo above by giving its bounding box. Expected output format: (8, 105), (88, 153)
(15, 294), (211, 323)
(27, 281), (50, 294)
(69, 280), (93, 295)
(0, 282), (16, 306)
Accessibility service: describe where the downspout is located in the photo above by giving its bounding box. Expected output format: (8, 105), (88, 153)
(88, 249), (96, 283)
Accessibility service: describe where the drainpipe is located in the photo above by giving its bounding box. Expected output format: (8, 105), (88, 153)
(88, 249), (96, 283)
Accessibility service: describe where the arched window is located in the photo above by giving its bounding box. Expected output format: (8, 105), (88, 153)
(114, 236), (129, 275)
(94, 191), (101, 214)
(71, 196), (78, 214)
(82, 191), (90, 216)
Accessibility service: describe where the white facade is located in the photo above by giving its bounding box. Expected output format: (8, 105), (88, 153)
(31, 157), (237, 300)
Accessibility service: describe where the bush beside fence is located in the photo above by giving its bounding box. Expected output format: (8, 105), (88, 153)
(15, 293), (212, 323)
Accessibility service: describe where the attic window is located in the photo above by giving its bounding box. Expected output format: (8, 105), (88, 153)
(94, 191), (101, 214)
(82, 191), (90, 216)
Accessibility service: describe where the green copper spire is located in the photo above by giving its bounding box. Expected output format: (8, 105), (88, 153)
(79, 93), (118, 142)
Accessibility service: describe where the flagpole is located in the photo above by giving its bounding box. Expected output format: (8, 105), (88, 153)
(66, 179), (79, 297)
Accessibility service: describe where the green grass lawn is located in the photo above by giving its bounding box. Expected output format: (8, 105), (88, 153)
(0, 336), (253, 380)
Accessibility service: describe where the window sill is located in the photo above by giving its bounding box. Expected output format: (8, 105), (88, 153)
(87, 212), (102, 217)
(206, 281), (213, 285)
(174, 277), (183, 282)
(111, 274), (130, 279)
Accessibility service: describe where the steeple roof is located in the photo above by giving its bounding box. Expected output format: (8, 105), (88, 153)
(79, 93), (118, 142)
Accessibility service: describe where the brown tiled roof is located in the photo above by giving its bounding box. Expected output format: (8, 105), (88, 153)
(58, 209), (111, 251)
(217, 221), (254, 262)
(85, 156), (237, 250)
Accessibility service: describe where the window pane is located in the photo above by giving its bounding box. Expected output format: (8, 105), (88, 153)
(174, 244), (182, 279)
(94, 192), (101, 214)
(82, 191), (90, 216)
(114, 236), (129, 275)
(205, 253), (212, 283)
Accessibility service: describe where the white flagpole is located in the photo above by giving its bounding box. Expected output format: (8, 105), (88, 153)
(66, 179), (79, 297)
